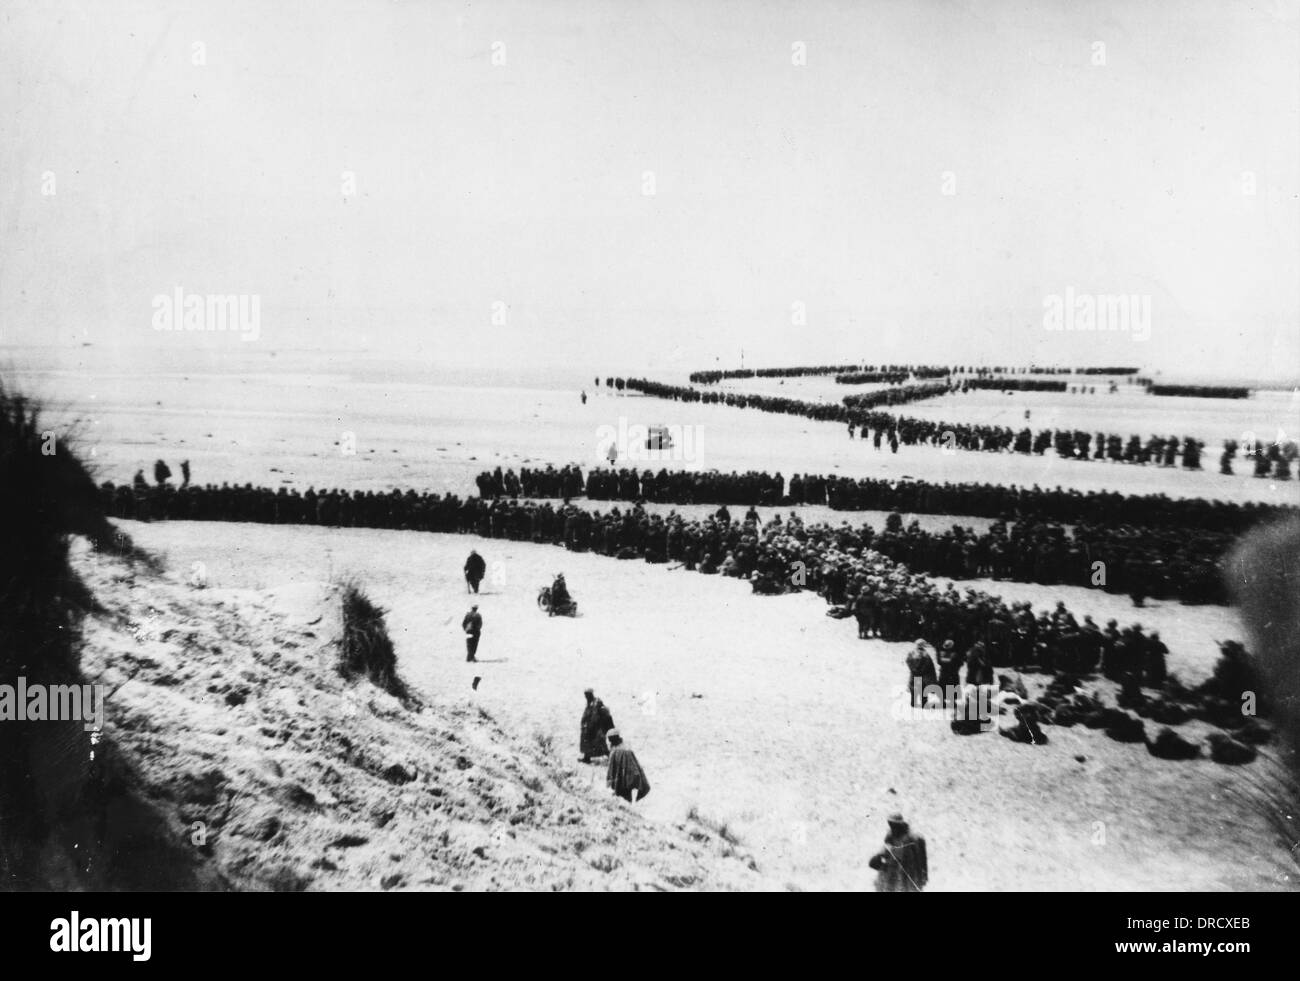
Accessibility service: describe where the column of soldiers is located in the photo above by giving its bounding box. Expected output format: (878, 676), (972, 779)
(103, 480), (1179, 691)
(473, 464), (584, 499)
(1242, 438), (1298, 480)
(585, 467), (785, 506)
(690, 364), (1140, 385)
(477, 465), (1295, 533)
(860, 517), (1230, 606)
(617, 376), (1295, 476)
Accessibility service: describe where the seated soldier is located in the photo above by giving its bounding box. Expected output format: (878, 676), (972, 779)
(997, 673), (1029, 699)
(999, 702), (1049, 745)
(550, 573), (571, 610)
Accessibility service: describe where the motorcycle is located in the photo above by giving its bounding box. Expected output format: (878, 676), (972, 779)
(537, 586), (578, 617)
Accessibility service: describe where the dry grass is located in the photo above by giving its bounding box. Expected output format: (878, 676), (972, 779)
(337, 578), (414, 705)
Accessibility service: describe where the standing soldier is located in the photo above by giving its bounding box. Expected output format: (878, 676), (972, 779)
(936, 639), (964, 709)
(579, 688), (615, 763)
(1144, 630), (1169, 687)
(853, 588), (875, 639)
(1129, 555), (1148, 608)
(464, 549), (486, 594)
(462, 604), (483, 662)
(868, 813), (929, 892)
(905, 640), (938, 707)
(965, 641), (993, 687)
(605, 729), (651, 803)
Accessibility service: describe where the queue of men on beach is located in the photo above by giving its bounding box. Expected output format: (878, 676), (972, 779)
(475, 466), (1274, 607)
(860, 517), (1229, 606)
(615, 375), (1299, 479)
(475, 464), (584, 500)
(101, 478), (1181, 689)
(97, 470), (1283, 639)
(486, 464), (1290, 533)
(102, 461), (1294, 536)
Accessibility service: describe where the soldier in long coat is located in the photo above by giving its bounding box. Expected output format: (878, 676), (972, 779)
(579, 689), (615, 763)
(605, 729), (650, 803)
(868, 814), (928, 892)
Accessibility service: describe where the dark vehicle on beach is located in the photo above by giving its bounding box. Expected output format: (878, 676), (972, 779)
(646, 425), (674, 450)
(537, 586), (578, 617)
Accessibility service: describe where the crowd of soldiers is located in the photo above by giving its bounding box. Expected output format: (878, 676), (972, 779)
(688, 363), (1140, 386)
(616, 376), (1296, 477)
(473, 464), (583, 500)
(477, 470), (1236, 605)
(850, 421), (1216, 471)
(963, 377), (1066, 393)
(100, 479), (1175, 689)
(688, 364), (860, 384)
(583, 467), (785, 506)
(819, 474), (1290, 529)
(865, 517), (1229, 606)
(1149, 384), (1250, 399)
(477, 464), (1296, 534)
(1239, 438), (1298, 479)
(840, 380), (953, 410)
(834, 370), (913, 385)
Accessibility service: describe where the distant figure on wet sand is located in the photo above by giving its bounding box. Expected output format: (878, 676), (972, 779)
(868, 813), (928, 892)
(180, 459), (191, 489)
(606, 729), (650, 803)
(464, 549), (486, 594)
(462, 604), (482, 662)
(579, 688), (615, 763)
(153, 459), (172, 487)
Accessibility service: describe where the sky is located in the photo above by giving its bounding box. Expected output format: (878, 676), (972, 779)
(1, 0), (1297, 381)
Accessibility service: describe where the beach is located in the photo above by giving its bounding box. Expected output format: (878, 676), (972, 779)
(9, 350), (1289, 889)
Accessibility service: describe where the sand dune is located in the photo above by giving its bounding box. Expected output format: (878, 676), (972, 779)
(73, 537), (764, 891)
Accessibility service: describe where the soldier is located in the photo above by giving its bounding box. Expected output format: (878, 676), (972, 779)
(905, 640), (938, 707)
(936, 639), (964, 709)
(1079, 615), (1104, 674)
(549, 572), (572, 613)
(1144, 630), (1169, 687)
(605, 729), (651, 803)
(462, 604), (483, 662)
(853, 588), (875, 639)
(868, 813), (928, 892)
(579, 688), (615, 763)
(464, 549), (486, 594)
(965, 640), (993, 687)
